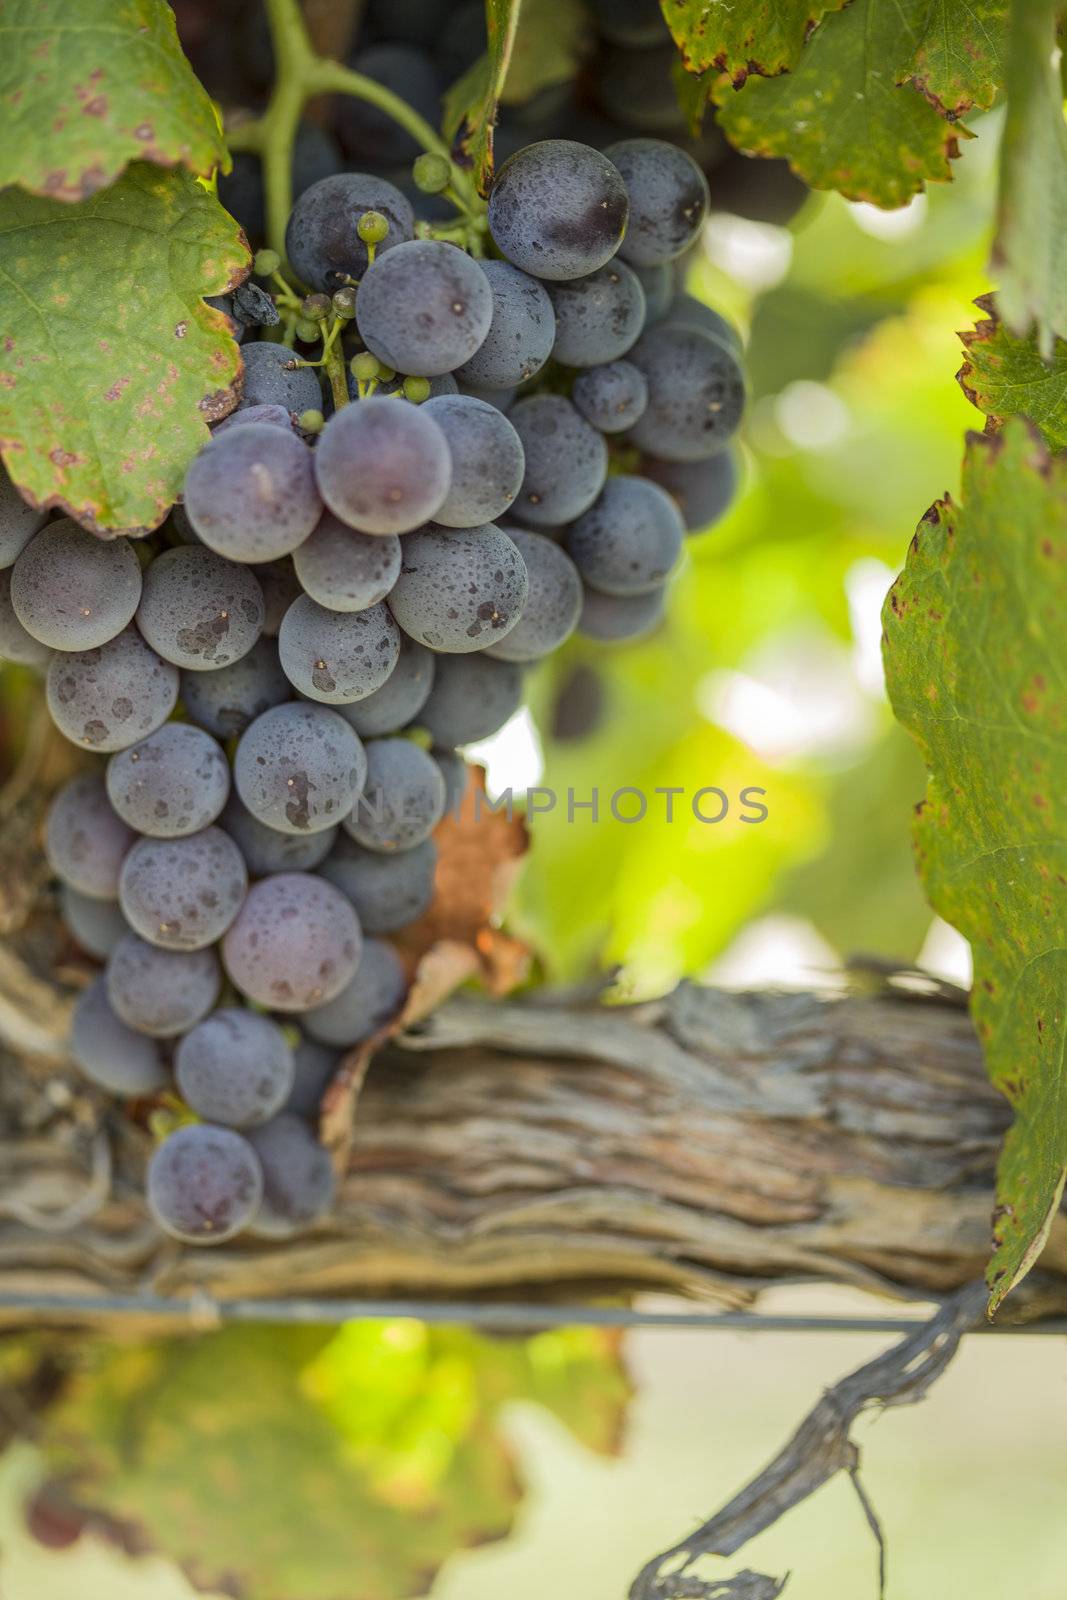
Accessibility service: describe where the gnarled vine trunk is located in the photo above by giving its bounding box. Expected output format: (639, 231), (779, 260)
(2, 941), (1065, 1329)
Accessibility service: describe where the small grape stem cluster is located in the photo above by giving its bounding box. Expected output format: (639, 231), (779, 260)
(227, 0), (484, 260)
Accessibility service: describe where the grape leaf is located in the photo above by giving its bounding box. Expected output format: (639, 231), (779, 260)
(443, 0), (522, 195)
(713, 0), (966, 207)
(0, 0), (227, 203)
(660, 0), (849, 85)
(904, 0), (1008, 118)
(39, 1322), (629, 1600)
(958, 295), (1067, 451)
(0, 165), (246, 536)
(883, 420), (1067, 1311)
(500, 0), (590, 105)
(993, 0), (1067, 359)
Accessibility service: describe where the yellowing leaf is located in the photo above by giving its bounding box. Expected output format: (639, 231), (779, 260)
(883, 421), (1067, 1310)
(660, 0), (849, 84)
(0, 165), (246, 534)
(443, 0), (522, 195)
(0, 0), (227, 202)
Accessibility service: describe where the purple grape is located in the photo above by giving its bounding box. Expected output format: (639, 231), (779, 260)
(278, 594), (400, 703)
(147, 1123), (263, 1245)
(292, 512), (401, 612)
(238, 341), (323, 414)
(627, 325), (745, 460)
(60, 885), (128, 958)
(46, 630), (179, 751)
(180, 636), (291, 740)
(344, 738), (446, 852)
(387, 524), (528, 653)
(221, 795), (338, 875)
(336, 45), (442, 165)
(10, 519), (141, 651)
(321, 834), (436, 934)
(487, 140), (629, 280)
(46, 773), (134, 899)
(234, 701), (366, 836)
(175, 1009), (295, 1128)
(0, 569), (53, 669)
(106, 934), (220, 1037)
(660, 293), (743, 354)
(578, 583), (667, 640)
(641, 450), (740, 532)
(118, 828), (248, 951)
(223, 871), (362, 1011)
(485, 528), (582, 662)
(547, 261), (646, 367)
(136, 546), (264, 671)
(285, 172), (415, 292)
(565, 475), (684, 595)
(434, 748), (470, 815)
(254, 559), (302, 635)
(314, 396), (451, 536)
(303, 937), (407, 1047)
(416, 652), (524, 745)
(246, 1114), (336, 1236)
(183, 423), (322, 562)
(507, 396), (608, 527)
(69, 976), (166, 1095)
(354, 239), (493, 376)
(213, 403), (294, 437)
(0, 466), (48, 569)
(571, 360), (648, 433)
(106, 723), (230, 837)
(335, 633), (434, 738)
(606, 138), (711, 267)
(285, 1035), (339, 1117)
(421, 395), (526, 528)
(454, 259), (556, 389)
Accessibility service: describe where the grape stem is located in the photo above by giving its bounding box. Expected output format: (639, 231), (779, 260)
(228, 0), (483, 262)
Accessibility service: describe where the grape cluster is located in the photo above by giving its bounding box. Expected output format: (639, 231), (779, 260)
(0, 132), (744, 1249)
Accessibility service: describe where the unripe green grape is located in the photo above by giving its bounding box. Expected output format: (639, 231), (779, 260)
(253, 248), (281, 277)
(413, 153), (451, 195)
(295, 317), (320, 342)
(403, 375), (430, 403)
(377, 364), (396, 383)
(357, 210), (389, 245)
(332, 287), (357, 320)
(302, 292), (331, 321)
(299, 409), (325, 434)
(350, 351), (380, 383)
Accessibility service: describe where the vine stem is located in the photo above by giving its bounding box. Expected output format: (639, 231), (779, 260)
(231, 0), (481, 261)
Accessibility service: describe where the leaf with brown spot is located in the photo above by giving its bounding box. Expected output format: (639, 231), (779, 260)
(883, 421), (1067, 1311)
(0, 165), (246, 534)
(712, 0), (971, 208)
(660, 0), (849, 84)
(442, 0), (522, 194)
(0, 0), (227, 201)
(958, 295), (1067, 451)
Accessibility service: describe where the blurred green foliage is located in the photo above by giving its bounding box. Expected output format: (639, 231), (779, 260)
(513, 123), (999, 991)
(37, 1321), (629, 1600)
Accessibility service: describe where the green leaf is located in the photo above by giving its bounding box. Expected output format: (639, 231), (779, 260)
(883, 420), (1067, 1311)
(443, 0), (522, 195)
(500, 0), (590, 104)
(958, 295), (1067, 450)
(993, 0), (1067, 359)
(713, 0), (966, 207)
(904, 0), (1008, 118)
(0, 0), (227, 203)
(41, 1321), (630, 1600)
(0, 164), (246, 535)
(660, 0), (849, 84)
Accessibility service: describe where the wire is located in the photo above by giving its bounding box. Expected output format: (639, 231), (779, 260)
(0, 1290), (1060, 1334)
